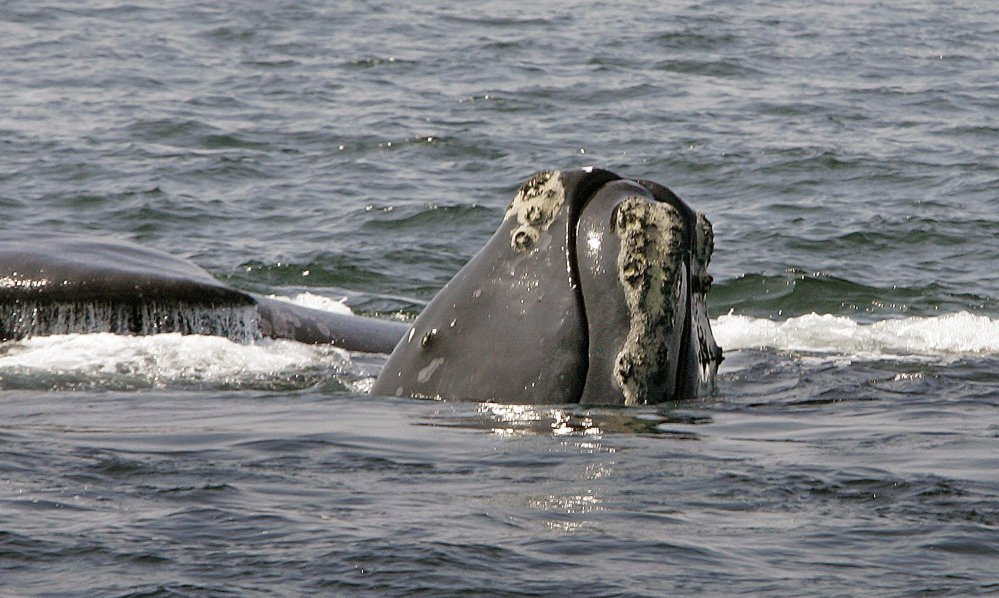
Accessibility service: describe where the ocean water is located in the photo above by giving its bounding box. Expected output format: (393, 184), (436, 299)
(2, 0), (998, 595)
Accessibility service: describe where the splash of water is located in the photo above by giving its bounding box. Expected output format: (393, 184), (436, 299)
(2, 300), (260, 343)
(713, 311), (999, 358)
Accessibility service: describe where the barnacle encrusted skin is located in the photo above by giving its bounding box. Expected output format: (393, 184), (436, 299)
(692, 211), (723, 386)
(612, 196), (685, 405)
(695, 211), (714, 273)
(504, 171), (566, 254)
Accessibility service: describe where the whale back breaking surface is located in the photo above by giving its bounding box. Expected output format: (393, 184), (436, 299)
(0, 233), (260, 342)
(0, 232), (409, 352)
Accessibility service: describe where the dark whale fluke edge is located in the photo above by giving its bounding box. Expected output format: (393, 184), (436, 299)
(0, 169), (721, 405)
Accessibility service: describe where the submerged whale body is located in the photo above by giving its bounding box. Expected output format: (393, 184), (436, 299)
(0, 169), (722, 405)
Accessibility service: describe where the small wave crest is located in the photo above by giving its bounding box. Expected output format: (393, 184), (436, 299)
(714, 311), (999, 358)
(0, 292), (367, 390)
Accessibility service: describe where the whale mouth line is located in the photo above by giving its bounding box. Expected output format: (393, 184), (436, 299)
(563, 172), (624, 402)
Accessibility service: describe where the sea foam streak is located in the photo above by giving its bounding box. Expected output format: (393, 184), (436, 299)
(714, 311), (999, 357)
(4, 302), (994, 389)
(0, 333), (349, 385)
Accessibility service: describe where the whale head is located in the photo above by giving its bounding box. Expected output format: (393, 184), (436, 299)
(371, 169), (722, 405)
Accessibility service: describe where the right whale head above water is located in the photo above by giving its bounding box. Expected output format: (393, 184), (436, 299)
(371, 168), (723, 406)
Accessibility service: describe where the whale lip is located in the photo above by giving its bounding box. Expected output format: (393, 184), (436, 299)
(574, 177), (703, 405)
(371, 168), (722, 405)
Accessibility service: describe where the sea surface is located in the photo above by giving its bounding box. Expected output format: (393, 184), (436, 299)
(1, 1), (997, 595)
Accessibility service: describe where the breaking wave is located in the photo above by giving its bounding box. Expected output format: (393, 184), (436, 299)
(713, 311), (999, 358)
(0, 292), (357, 390)
(0, 333), (351, 390)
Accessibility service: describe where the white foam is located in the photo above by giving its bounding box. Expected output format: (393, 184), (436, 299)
(5, 309), (991, 388)
(0, 332), (349, 385)
(0, 292), (361, 388)
(265, 292), (354, 315)
(713, 311), (999, 358)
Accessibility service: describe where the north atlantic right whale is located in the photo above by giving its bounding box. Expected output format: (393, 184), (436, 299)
(372, 168), (722, 405)
(0, 168), (721, 405)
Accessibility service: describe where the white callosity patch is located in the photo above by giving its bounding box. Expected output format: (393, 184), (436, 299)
(504, 171), (566, 254)
(612, 197), (685, 405)
(692, 212), (714, 290)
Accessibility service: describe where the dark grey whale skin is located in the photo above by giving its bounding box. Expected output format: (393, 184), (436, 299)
(0, 232), (407, 354)
(372, 169), (722, 406)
